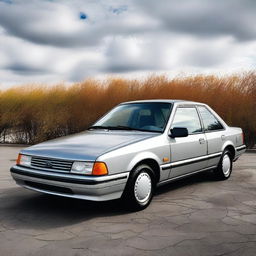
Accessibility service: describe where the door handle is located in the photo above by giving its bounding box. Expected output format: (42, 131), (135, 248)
(199, 138), (205, 144)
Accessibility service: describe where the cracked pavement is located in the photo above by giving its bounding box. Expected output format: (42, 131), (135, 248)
(0, 146), (255, 256)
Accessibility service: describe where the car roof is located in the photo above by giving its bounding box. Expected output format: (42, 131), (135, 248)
(121, 99), (205, 105)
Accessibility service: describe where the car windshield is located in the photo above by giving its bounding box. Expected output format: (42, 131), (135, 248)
(90, 103), (173, 133)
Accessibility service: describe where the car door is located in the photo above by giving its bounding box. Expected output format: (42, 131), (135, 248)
(197, 105), (225, 168)
(168, 106), (207, 178)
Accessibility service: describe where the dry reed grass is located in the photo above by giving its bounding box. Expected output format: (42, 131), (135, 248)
(0, 72), (255, 147)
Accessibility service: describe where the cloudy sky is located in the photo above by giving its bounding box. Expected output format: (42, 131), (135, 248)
(0, 0), (255, 87)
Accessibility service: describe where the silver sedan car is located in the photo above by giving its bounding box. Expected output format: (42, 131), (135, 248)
(11, 100), (246, 210)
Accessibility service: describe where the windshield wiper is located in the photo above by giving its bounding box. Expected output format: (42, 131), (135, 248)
(115, 126), (161, 133)
(88, 126), (113, 130)
(115, 125), (136, 130)
(88, 125), (135, 130)
(88, 125), (161, 133)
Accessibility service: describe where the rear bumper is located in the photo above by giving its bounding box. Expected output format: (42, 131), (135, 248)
(234, 145), (246, 161)
(10, 165), (129, 201)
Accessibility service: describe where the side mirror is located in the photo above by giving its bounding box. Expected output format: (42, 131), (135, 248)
(169, 127), (188, 138)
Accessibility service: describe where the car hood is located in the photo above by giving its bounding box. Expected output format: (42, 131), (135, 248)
(21, 130), (159, 161)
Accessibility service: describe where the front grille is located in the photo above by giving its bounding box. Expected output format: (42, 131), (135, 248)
(31, 156), (73, 172)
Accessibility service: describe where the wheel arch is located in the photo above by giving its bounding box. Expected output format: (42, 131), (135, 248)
(133, 159), (161, 183)
(223, 144), (235, 160)
(128, 153), (161, 183)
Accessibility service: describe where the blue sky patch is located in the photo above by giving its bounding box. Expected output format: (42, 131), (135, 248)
(80, 12), (87, 20)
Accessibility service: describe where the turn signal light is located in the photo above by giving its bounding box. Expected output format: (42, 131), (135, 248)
(16, 154), (22, 165)
(92, 162), (108, 176)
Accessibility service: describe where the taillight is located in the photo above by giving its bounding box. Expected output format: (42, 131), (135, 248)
(241, 132), (245, 145)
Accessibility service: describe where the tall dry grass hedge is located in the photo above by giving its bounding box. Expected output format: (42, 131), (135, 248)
(0, 72), (255, 147)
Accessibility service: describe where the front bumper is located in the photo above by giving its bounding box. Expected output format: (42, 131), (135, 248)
(10, 165), (129, 201)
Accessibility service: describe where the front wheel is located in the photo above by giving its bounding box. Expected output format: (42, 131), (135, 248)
(214, 150), (233, 180)
(122, 164), (155, 211)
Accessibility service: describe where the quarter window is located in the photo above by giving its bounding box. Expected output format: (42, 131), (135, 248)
(198, 106), (223, 131)
(171, 107), (202, 134)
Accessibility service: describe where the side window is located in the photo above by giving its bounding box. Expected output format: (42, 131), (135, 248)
(198, 106), (223, 131)
(171, 107), (202, 134)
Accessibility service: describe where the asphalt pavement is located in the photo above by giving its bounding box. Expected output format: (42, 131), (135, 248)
(0, 146), (255, 256)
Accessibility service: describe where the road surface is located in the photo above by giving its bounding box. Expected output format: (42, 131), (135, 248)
(0, 146), (255, 256)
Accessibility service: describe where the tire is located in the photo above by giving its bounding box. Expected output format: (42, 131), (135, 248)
(122, 164), (155, 211)
(214, 150), (233, 180)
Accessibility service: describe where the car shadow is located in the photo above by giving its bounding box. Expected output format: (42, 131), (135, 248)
(1, 170), (220, 230)
(155, 170), (220, 195)
(1, 188), (127, 230)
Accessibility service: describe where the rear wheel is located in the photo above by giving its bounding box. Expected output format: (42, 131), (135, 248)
(122, 164), (155, 211)
(214, 150), (233, 180)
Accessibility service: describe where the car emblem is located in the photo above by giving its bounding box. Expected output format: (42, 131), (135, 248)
(45, 161), (52, 168)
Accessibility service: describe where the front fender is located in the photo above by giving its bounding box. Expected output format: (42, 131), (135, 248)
(127, 151), (162, 172)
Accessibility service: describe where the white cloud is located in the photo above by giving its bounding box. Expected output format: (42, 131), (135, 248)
(0, 0), (255, 87)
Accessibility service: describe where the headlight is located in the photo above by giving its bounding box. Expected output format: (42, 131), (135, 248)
(16, 154), (31, 166)
(71, 162), (94, 175)
(71, 161), (108, 175)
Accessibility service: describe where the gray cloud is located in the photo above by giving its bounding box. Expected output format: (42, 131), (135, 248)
(138, 0), (256, 41)
(0, 0), (255, 86)
(0, 1), (101, 47)
(0, 0), (159, 48)
(4, 64), (48, 74)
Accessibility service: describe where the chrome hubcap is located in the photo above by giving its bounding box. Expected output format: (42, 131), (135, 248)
(222, 154), (231, 177)
(134, 172), (152, 204)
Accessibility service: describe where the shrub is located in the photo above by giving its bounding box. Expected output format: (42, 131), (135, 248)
(0, 72), (255, 147)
